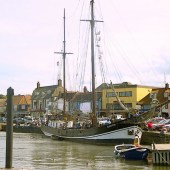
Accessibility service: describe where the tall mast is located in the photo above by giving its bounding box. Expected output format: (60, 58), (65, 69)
(81, 0), (103, 119)
(54, 9), (73, 116)
(90, 0), (96, 117)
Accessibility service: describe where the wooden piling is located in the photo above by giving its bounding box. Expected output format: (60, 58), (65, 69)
(6, 87), (14, 169)
(151, 144), (170, 165)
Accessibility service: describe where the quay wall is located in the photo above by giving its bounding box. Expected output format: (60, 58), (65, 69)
(141, 131), (170, 145)
(0, 123), (5, 131)
(0, 124), (42, 134)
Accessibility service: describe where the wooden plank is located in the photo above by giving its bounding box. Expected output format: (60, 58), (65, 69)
(160, 151), (162, 164)
(155, 152), (159, 164)
(153, 144), (170, 151)
(162, 152), (165, 164)
(152, 152), (156, 163)
(168, 152), (170, 164)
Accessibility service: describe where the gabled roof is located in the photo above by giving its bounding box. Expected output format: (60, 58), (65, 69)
(13, 95), (31, 105)
(139, 88), (170, 105)
(65, 91), (102, 102)
(24, 95), (31, 104)
(96, 83), (109, 91)
(96, 82), (158, 91)
(13, 95), (23, 105)
(31, 85), (57, 100)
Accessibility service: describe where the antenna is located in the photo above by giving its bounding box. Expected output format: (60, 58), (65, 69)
(164, 72), (166, 85)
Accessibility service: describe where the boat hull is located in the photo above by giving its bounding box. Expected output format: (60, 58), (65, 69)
(41, 123), (142, 145)
(114, 145), (149, 160)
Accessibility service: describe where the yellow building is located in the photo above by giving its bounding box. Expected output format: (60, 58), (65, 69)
(96, 82), (156, 116)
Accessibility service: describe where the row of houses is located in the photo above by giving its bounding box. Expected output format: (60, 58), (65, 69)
(0, 95), (31, 118)
(0, 79), (170, 119)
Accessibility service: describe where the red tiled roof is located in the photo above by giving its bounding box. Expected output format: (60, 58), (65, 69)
(13, 95), (31, 105)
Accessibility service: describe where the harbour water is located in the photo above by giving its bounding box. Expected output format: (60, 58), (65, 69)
(0, 132), (169, 170)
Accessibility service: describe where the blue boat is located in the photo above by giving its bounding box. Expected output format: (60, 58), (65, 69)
(114, 144), (150, 160)
(114, 136), (150, 160)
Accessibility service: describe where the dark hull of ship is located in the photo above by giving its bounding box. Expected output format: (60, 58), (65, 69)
(41, 122), (142, 145)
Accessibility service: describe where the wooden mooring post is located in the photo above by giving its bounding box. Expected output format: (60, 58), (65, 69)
(151, 144), (170, 165)
(1, 87), (30, 170)
(5, 87), (14, 169)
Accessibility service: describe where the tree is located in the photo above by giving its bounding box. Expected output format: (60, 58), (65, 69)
(0, 94), (6, 99)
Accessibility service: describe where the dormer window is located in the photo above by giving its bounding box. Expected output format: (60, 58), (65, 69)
(150, 93), (156, 99)
(47, 90), (51, 94)
(164, 92), (168, 98)
(21, 105), (26, 110)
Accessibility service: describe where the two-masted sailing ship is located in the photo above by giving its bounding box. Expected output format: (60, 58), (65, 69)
(41, 0), (142, 145)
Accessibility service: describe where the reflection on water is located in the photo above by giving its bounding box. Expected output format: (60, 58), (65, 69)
(0, 132), (169, 170)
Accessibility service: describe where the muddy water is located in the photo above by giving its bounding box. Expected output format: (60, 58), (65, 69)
(0, 132), (168, 170)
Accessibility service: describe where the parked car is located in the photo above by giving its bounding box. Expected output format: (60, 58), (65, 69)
(151, 119), (170, 131)
(0, 117), (6, 123)
(13, 117), (25, 124)
(145, 117), (165, 129)
(23, 116), (32, 124)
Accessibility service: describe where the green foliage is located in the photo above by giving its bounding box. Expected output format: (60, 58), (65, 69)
(0, 94), (6, 99)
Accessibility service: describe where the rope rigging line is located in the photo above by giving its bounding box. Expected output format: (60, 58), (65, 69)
(77, 24), (90, 92)
(74, 0), (86, 92)
(75, 3), (93, 92)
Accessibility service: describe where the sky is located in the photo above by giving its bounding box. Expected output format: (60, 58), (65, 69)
(1, 0), (170, 95)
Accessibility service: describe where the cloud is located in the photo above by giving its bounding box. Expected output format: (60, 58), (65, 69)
(1, 0), (170, 95)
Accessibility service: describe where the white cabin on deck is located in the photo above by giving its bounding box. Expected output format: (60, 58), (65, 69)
(48, 120), (73, 128)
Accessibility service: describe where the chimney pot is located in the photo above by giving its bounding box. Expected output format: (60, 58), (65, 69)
(37, 82), (40, 89)
(58, 79), (62, 86)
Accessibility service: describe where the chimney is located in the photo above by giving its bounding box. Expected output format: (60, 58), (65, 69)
(37, 82), (40, 89)
(84, 86), (88, 93)
(165, 83), (169, 89)
(58, 79), (62, 87)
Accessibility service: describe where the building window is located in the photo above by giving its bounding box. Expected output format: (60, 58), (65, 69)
(124, 103), (132, 108)
(46, 99), (49, 107)
(106, 104), (114, 110)
(21, 105), (26, 110)
(165, 104), (168, 109)
(39, 101), (42, 109)
(106, 102), (132, 110)
(150, 93), (157, 99)
(13, 105), (17, 111)
(164, 92), (168, 98)
(119, 91), (132, 97)
(106, 92), (117, 97)
(113, 103), (124, 110)
(142, 105), (150, 110)
(33, 101), (37, 109)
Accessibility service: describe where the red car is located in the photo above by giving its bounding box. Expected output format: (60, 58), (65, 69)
(145, 117), (165, 129)
(151, 119), (170, 131)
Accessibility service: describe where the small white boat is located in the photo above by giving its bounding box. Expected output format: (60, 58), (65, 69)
(114, 136), (150, 160)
